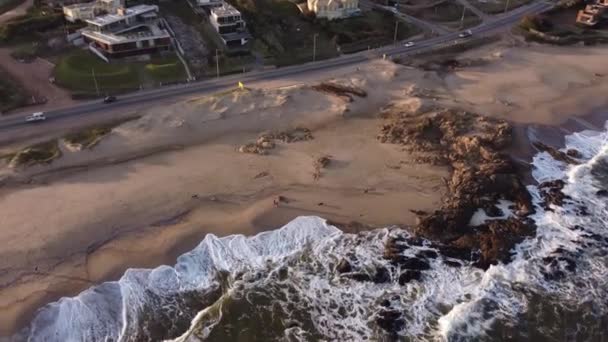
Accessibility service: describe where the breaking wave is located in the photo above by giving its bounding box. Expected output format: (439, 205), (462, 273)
(15, 124), (608, 341)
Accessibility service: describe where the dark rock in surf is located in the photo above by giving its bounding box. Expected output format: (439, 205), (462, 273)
(538, 179), (569, 210)
(373, 266), (391, 283)
(533, 141), (580, 165)
(376, 309), (405, 335)
(390, 256), (430, 270)
(398, 270), (422, 285)
(442, 259), (463, 267)
(596, 189), (608, 197)
(349, 273), (372, 282)
(336, 259), (352, 274)
(416, 250), (438, 259)
(566, 149), (583, 159)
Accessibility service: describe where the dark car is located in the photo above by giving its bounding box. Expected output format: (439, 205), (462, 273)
(103, 96), (117, 104)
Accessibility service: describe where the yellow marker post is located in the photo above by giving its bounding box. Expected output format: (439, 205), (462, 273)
(238, 81), (245, 90)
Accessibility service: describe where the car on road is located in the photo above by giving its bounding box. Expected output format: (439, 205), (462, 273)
(25, 112), (46, 123)
(458, 30), (473, 38)
(103, 96), (117, 104)
(404, 41), (415, 47)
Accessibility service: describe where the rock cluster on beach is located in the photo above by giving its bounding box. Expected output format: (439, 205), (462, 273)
(238, 127), (313, 155)
(311, 82), (367, 102)
(378, 108), (535, 268)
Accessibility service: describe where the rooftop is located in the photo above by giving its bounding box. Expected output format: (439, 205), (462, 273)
(82, 23), (169, 44)
(86, 4), (158, 26)
(211, 3), (241, 17)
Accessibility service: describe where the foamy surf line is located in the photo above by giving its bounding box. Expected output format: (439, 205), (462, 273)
(14, 124), (608, 341)
(16, 217), (341, 342)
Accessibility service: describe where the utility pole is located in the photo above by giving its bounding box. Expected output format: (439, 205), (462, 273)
(215, 49), (220, 78)
(313, 33), (318, 62)
(92, 68), (100, 96)
(393, 20), (399, 44)
(460, 6), (466, 29)
(504, 0), (510, 13)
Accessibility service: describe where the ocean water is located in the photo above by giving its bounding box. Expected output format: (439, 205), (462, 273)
(14, 123), (608, 342)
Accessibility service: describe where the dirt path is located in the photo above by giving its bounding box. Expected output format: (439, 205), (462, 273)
(0, 48), (76, 114)
(0, 0), (31, 24)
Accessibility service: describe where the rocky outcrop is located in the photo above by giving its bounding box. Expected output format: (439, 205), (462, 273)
(378, 109), (535, 268)
(533, 142), (580, 165)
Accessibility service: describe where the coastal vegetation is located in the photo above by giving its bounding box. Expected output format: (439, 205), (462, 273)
(0, 67), (28, 113)
(63, 116), (139, 150)
(469, 0), (533, 14)
(0, 6), (63, 43)
(4, 139), (61, 167)
(229, 0), (417, 65)
(0, 0), (25, 15)
(517, 11), (608, 45)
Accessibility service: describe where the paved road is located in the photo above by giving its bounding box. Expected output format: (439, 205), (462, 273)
(0, 1), (552, 134)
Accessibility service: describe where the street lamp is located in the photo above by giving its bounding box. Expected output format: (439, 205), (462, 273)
(313, 33), (319, 62)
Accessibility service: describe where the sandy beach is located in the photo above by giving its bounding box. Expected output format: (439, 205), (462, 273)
(2, 40), (608, 337)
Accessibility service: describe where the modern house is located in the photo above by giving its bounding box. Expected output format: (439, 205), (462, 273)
(576, 2), (606, 25)
(63, 0), (121, 22)
(80, 5), (172, 59)
(209, 3), (250, 47)
(307, 0), (360, 20)
(195, 0), (222, 8)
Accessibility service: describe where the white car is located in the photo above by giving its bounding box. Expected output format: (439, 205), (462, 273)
(25, 112), (46, 123)
(404, 41), (415, 47)
(458, 30), (473, 38)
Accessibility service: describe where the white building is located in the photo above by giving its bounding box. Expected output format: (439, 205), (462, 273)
(80, 5), (173, 59)
(63, 0), (121, 22)
(195, 0), (222, 8)
(307, 0), (360, 20)
(209, 3), (250, 47)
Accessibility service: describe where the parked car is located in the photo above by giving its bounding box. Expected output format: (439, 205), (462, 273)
(103, 96), (117, 104)
(458, 29), (473, 38)
(25, 112), (46, 123)
(404, 41), (415, 47)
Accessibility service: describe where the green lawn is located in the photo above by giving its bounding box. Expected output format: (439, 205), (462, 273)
(53, 50), (187, 95)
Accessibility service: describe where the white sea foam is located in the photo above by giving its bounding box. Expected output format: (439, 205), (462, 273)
(21, 217), (340, 342)
(18, 125), (608, 342)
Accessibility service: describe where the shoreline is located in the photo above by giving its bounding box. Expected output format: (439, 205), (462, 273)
(3, 42), (608, 337)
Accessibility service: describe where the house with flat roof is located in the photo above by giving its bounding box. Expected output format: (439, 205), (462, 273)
(576, 3), (606, 26)
(63, 0), (121, 22)
(195, 0), (222, 8)
(307, 0), (360, 20)
(80, 5), (172, 59)
(209, 3), (250, 47)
